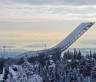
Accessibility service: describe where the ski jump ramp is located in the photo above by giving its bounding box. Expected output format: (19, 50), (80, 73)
(5, 22), (95, 67)
(15, 22), (95, 58)
(55, 22), (95, 52)
(10, 22), (94, 60)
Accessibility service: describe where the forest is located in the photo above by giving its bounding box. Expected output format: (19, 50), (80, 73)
(1, 48), (96, 82)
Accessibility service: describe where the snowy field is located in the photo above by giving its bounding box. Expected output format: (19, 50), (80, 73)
(0, 74), (3, 81)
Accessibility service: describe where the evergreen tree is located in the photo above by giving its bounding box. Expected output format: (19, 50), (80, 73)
(74, 48), (78, 59)
(78, 50), (82, 60)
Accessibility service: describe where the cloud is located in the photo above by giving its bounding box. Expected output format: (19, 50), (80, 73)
(0, 46), (15, 49)
(79, 40), (96, 45)
(0, 1), (96, 22)
(24, 44), (46, 48)
(0, 33), (21, 38)
(1, 0), (96, 6)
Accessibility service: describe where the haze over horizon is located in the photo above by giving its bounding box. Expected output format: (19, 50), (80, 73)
(0, 0), (96, 50)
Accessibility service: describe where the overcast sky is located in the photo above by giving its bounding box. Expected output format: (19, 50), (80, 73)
(0, 0), (96, 50)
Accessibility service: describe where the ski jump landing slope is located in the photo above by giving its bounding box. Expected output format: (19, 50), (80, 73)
(16, 22), (95, 58)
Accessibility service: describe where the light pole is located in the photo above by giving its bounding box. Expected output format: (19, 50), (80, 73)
(3, 46), (5, 59)
(44, 44), (46, 50)
(3, 46), (6, 68)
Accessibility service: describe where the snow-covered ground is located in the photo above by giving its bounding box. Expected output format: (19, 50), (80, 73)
(0, 74), (3, 81)
(5, 58), (43, 82)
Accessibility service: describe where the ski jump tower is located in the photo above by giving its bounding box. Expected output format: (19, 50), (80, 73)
(5, 22), (95, 67)
(15, 22), (95, 58)
(55, 22), (95, 52)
